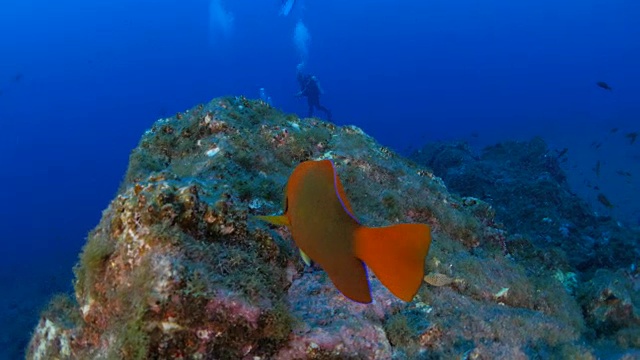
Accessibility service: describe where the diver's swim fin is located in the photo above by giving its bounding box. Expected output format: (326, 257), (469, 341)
(280, 0), (295, 16)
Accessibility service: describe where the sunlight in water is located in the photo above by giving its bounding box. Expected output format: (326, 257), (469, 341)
(208, 0), (234, 46)
(293, 20), (310, 62)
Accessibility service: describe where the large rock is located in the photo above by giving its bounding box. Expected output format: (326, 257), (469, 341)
(27, 97), (613, 359)
(410, 139), (640, 272)
(578, 269), (640, 348)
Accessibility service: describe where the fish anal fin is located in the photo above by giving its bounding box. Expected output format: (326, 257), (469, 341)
(324, 256), (372, 303)
(256, 215), (290, 226)
(354, 224), (431, 302)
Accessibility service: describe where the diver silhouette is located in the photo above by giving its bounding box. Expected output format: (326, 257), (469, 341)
(295, 63), (332, 121)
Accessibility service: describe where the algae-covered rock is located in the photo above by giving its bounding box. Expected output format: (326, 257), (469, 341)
(26, 97), (621, 359)
(578, 269), (640, 345)
(411, 136), (640, 356)
(410, 138), (640, 273)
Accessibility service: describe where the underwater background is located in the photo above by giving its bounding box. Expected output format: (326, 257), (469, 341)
(1, 0), (639, 358)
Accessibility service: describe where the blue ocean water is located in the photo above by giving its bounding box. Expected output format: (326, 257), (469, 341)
(1, 0), (639, 357)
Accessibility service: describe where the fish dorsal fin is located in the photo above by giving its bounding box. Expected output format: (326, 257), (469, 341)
(255, 215), (290, 226)
(354, 224), (431, 301)
(329, 161), (358, 222)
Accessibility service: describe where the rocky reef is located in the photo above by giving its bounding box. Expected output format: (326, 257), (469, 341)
(27, 98), (638, 359)
(411, 139), (640, 357)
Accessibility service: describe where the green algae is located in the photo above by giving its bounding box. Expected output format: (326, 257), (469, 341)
(384, 313), (413, 347)
(257, 302), (298, 352)
(40, 293), (82, 329)
(74, 228), (116, 298)
(110, 309), (150, 360)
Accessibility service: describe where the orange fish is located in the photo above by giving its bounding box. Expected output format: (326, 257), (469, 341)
(257, 160), (431, 303)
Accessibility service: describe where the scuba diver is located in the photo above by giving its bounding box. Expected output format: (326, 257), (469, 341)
(295, 63), (332, 121)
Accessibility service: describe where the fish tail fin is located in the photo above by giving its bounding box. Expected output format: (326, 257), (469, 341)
(255, 215), (290, 226)
(354, 224), (431, 301)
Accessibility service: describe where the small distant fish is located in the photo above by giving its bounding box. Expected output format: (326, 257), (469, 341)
(593, 160), (601, 177)
(610, 128), (619, 133)
(470, 131), (479, 138)
(616, 170), (632, 177)
(585, 181), (600, 191)
(11, 73), (23, 83)
(257, 160), (432, 303)
(596, 81), (613, 91)
(591, 141), (603, 150)
(424, 273), (455, 287)
(626, 132), (638, 145)
(597, 193), (614, 209)
(556, 148), (568, 158)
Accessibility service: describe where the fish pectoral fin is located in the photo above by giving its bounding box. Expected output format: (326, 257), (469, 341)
(354, 224), (432, 302)
(299, 249), (312, 266)
(255, 215), (290, 226)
